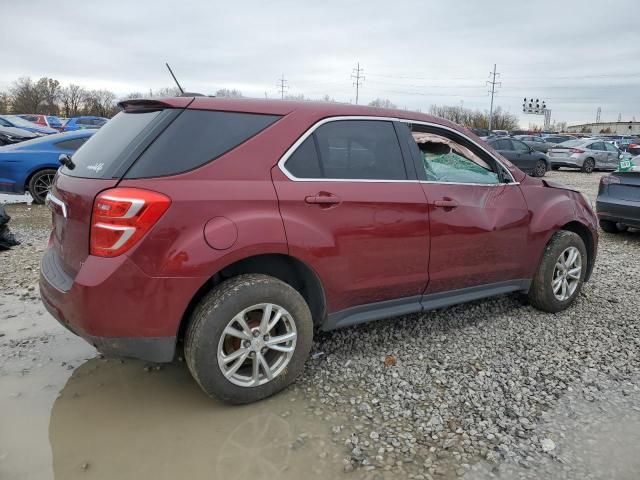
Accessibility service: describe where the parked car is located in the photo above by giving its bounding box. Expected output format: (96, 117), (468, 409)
(0, 115), (57, 135)
(487, 137), (549, 176)
(40, 98), (598, 404)
(62, 116), (108, 132)
(547, 139), (622, 172)
(0, 130), (94, 204)
(491, 129), (509, 137)
(542, 134), (577, 144)
(0, 125), (39, 145)
(470, 127), (493, 139)
(596, 162), (640, 233)
(513, 135), (557, 153)
(19, 114), (65, 132)
(614, 138), (640, 155)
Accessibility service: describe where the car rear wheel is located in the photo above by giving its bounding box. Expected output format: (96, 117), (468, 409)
(599, 219), (628, 234)
(533, 160), (547, 177)
(527, 231), (587, 313)
(28, 169), (57, 204)
(581, 158), (595, 173)
(185, 274), (313, 404)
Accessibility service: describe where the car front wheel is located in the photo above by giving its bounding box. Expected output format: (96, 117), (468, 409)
(185, 274), (313, 404)
(581, 158), (595, 173)
(600, 219), (627, 234)
(533, 160), (547, 177)
(528, 231), (587, 313)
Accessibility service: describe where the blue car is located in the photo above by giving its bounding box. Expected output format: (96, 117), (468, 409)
(0, 115), (57, 135)
(0, 130), (94, 204)
(63, 116), (108, 132)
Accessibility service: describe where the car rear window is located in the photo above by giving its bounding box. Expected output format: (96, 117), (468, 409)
(124, 110), (281, 178)
(61, 110), (164, 178)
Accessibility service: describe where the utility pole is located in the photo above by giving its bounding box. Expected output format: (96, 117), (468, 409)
(596, 107), (601, 123)
(351, 62), (364, 105)
(486, 64), (501, 131)
(277, 74), (288, 100)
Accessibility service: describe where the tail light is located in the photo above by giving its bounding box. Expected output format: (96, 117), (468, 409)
(570, 148), (585, 154)
(90, 188), (171, 257)
(600, 175), (621, 186)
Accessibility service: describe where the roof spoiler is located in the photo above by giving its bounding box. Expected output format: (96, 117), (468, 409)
(117, 97), (197, 112)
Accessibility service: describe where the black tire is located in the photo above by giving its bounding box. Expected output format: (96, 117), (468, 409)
(581, 158), (595, 173)
(185, 274), (313, 404)
(28, 169), (57, 204)
(533, 160), (547, 177)
(527, 231), (587, 313)
(551, 165), (560, 171)
(599, 219), (627, 234)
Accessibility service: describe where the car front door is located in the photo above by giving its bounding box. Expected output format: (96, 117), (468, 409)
(272, 119), (430, 314)
(587, 142), (607, 168)
(511, 139), (538, 172)
(406, 125), (530, 294)
(604, 142), (620, 169)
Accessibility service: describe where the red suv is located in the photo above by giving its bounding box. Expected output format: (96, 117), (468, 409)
(40, 97), (598, 403)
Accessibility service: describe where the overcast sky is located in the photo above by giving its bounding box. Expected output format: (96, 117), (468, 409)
(3, 0), (639, 127)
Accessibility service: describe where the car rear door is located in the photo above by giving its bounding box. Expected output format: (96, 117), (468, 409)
(272, 118), (430, 314)
(405, 125), (530, 293)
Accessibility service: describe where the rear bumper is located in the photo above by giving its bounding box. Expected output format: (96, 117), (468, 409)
(597, 197), (640, 228)
(39, 247), (205, 363)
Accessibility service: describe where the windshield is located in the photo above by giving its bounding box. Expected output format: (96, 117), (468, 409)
(559, 140), (584, 147)
(47, 116), (63, 127)
(3, 115), (40, 128)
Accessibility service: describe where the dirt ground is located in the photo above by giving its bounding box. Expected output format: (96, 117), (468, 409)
(1, 171), (639, 480)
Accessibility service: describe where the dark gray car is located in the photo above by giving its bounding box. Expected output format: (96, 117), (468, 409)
(488, 137), (549, 177)
(513, 135), (557, 153)
(0, 126), (38, 145)
(596, 168), (640, 232)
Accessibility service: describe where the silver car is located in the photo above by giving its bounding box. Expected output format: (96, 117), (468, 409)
(513, 135), (557, 153)
(547, 139), (622, 173)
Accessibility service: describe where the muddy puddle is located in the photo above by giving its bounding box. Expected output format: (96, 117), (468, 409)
(0, 295), (370, 480)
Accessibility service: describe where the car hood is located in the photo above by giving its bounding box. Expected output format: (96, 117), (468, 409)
(0, 126), (38, 138)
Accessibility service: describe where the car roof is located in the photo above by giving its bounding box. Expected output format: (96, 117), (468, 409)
(121, 96), (467, 132)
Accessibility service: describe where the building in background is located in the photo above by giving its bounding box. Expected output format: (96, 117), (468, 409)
(566, 121), (640, 135)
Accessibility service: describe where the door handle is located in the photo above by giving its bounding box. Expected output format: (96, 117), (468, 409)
(433, 199), (458, 209)
(305, 193), (341, 205)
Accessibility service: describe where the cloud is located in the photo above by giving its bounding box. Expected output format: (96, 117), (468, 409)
(2, 0), (639, 126)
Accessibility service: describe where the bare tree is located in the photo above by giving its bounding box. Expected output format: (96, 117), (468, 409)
(320, 94), (336, 102)
(10, 77), (45, 113)
(59, 84), (87, 117)
(215, 88), (243, 98)
(152, 86), (182, 97)
(429, 104), (518, 130)
(0, 92), (10, 114)
(83, 89), (117, 117)
(37, 77), (61, 115)
(369, 98), (397, 109)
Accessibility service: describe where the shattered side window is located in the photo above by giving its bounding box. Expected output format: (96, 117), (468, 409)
(412, 132), (499, 184)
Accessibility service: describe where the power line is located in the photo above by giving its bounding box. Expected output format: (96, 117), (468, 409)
(487, 64), (502, 131)
(277, 74), (288, 99)
(351, 62), (364, 105)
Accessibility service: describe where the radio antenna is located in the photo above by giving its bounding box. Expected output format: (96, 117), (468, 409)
(165, 63), (184, 94)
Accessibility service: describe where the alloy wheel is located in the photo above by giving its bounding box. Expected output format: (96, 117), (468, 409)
(217, 303), (297, 387)
(552, 246), (582, 301)
(32, 173), (55, 202)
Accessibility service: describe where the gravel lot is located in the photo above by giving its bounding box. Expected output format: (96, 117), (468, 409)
(1, 170), (639, 480)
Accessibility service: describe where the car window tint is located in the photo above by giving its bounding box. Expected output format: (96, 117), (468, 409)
(512, 140), (530, 152)
(0, 118), (10, 127)
(284, 136), (323, 178)
(413, 134), (498, 185)
(55, 137), (89, 151)
(588, 142), (604, 151)
(125, 110), (281, 178)
(494, 139), (511, 150)
(312, 120), (407, 180)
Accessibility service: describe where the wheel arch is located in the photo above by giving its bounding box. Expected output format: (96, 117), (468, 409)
(560, 221), (596, 281)
(178, 253), (327, 340)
